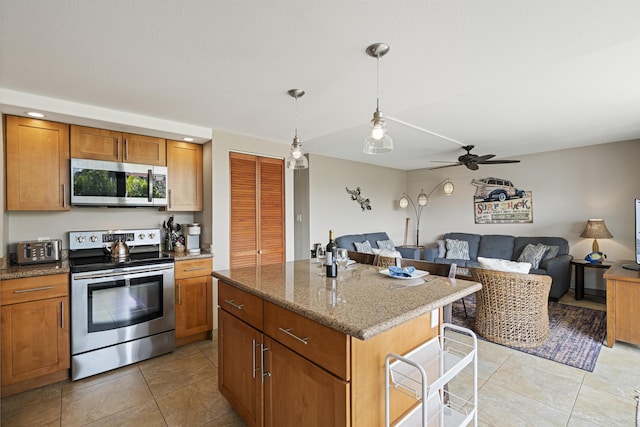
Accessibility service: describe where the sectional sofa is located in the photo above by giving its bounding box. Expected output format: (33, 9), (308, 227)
(424, 232), (573, 300)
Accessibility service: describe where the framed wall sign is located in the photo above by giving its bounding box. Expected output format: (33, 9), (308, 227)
(471, 177), (533, 224)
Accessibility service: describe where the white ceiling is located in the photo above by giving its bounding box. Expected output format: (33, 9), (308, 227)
(2, 1), (640, 170)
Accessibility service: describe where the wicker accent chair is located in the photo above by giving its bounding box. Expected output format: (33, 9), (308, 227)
(469, 268), (552, 348)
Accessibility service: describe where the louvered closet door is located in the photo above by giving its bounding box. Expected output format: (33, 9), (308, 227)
(230, 153), (284, 268)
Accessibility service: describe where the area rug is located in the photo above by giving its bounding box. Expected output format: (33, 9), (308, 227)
(450, 294), (607, 372)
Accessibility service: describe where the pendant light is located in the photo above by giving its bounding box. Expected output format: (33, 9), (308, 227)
(286, 89), (309, 169)
(364, 43), (393, 154)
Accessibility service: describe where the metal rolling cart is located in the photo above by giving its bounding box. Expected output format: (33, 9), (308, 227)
(385, 323), (478, 427)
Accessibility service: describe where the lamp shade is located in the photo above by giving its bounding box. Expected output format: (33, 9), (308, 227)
(580, 218), (612, 254)
(399, 196), (409, 209)
(443, 180), (455, 195)
(580, 219), (613, 239)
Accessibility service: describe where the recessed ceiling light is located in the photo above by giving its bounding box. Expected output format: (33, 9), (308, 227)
(183, 137), (194, 142)
(26, 111), (45, 118)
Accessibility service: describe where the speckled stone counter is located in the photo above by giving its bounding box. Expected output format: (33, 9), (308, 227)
(0, 260), (70, 280)
(167, 250), (214, 261)
(212, 259), (481, 340)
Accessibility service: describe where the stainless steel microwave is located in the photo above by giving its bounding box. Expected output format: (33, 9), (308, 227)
(71, 158), (168, 207)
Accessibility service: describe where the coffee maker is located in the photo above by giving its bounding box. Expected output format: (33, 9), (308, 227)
(185, 223), (201, 255)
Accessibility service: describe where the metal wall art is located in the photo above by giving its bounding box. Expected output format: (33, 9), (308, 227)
(346, 187), (372, 211)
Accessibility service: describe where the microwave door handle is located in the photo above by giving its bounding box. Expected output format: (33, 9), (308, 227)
(148, 169), (153, 202)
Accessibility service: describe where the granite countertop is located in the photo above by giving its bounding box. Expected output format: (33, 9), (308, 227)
(0, 250), (213, 280)
(0, 260), (70, 280)
(212, 260), (481, 340)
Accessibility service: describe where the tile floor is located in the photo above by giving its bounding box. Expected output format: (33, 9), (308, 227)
(1, 290), (639, 426)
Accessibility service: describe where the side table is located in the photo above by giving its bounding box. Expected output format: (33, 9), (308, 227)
(570, 259), (613, 300)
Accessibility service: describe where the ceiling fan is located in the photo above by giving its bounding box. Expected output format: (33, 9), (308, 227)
(428, 145), (521, 170)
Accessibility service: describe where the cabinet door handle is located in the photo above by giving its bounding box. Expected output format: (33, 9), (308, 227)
(261, 344), (270, 382)
(62, 184), (67, 208)
(125, 138), (129, 160)
(177, 283), (181, 305)
(14, 286), (53, 294)
(61, 301), (65, 329)
(184, 267), (205, 272)
(117, 138), (121, 159)
(252, 339), (263, 379)
(224, 299), (244, 310)
(278, 327), (309, 345)
(258, 250), (263, 254)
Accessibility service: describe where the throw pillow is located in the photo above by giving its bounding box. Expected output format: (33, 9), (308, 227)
(446, 239), (470, 260)
(517, 243), (547, 269)
(478, 256), (532, 274)
(377, 239), (396, 251)
(436, 240), (446, 258)
(540, 244), (559, 260)
(354, 240), (373, 254)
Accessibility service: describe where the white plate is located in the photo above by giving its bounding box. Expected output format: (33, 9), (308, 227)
(379, 269), (430, 280)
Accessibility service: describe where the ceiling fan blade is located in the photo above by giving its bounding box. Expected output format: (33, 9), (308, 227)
(479, 159), (521, 164)
(466, 162), (480, 171)
(427, 163), (463, 170)
(476, 154), (495, 162)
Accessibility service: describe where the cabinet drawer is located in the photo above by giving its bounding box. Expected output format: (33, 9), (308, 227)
(175, 258), (212, 279)
(1, 274), (69, 306)
(264, 301), (350, 380)
(218, 281), (263, 330)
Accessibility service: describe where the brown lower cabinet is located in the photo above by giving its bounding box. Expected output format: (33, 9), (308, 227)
(1, 274), (70, 397)
(175, 258), (213, 347)
(218, 281), (438, 426)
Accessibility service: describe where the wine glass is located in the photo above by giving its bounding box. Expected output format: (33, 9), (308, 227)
(316, 246), (326, 265)
(336, 248), (349, 270)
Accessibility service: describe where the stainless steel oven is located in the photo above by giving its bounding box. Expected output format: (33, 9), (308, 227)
(69, 228), (175, 381)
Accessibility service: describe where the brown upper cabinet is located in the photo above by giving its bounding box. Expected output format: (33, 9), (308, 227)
(5, 115), (70, 211)
(166, 140), (203, 211)
(70, 125), (166, 166)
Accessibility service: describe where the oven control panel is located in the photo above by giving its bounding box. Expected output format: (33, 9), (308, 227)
(69, 228), (161, 250)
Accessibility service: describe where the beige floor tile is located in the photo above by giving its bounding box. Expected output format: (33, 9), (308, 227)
(477, 381), (570, 426)
(155, 376), (236, 427)
(1, 382), (61, 414)
(487, 354), (583, 413)
(583, 341), (640, 400)
(61, 370), (154, 427)
(201, 409), (248, 427)
(195, 336), (219, 366)
(569, 383), (637, 426)
(472, 337), (515, 381)
(0, 393), (61, 427)
(84, 400), (167, 427)
(62, 364), (140, 395)
(140, 350), (218, 397)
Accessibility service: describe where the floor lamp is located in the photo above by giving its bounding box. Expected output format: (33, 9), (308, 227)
(399, 178), (454, 246)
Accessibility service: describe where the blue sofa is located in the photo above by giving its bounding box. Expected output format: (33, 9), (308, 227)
(335, 232), (421, 260)
(424, 232), (573, 300)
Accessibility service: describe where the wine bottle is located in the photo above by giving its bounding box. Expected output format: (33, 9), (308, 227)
(325, 252), (337, 278)
(326, 229), (337, 260)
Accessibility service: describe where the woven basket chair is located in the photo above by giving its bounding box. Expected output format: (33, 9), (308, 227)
(469, 268), (552, 348)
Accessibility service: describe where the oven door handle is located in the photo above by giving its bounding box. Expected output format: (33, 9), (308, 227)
(73, 264), (173, 280)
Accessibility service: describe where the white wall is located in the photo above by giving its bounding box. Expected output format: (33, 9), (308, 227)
(307, 154), (409, 247)
(211, 130), (295, 271)
(407, 139), (640, 291)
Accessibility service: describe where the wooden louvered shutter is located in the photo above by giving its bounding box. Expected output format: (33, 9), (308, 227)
(229, 152), (284, 268)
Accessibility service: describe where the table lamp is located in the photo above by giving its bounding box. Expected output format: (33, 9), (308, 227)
(580, 218), (612, 262)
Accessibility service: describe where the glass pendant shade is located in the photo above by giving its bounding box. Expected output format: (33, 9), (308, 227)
(363, 110), (393, 154)
(399, 196), (409, 209)
(286, 136), (308, 169)
(286, 89), (308, 169)
(417, 192), (428, 206)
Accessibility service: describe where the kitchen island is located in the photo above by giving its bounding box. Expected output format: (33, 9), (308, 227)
(212, 259), (481, 427)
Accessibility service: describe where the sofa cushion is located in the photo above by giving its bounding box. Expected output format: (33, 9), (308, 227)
(477, 235), (515, 260)
(478, 256), (531, 273)
(436, 240), (446, 258)
(443, 233), (481, 260)
(446, 239), (470, 260)
(517, 243), (548, 269)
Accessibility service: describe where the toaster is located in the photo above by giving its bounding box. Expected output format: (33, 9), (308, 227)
(14, 240), (62, 265)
